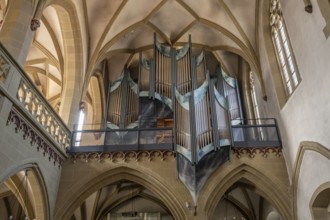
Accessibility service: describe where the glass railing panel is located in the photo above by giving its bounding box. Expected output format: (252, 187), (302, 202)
(231, 118), (281, 148)
(69, 127), (174, 152)
(105, 130), (139, 146)
(72, 130), (105, 147)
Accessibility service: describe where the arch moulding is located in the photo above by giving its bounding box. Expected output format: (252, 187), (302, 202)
(0, 162), (50, 220)
(54, 166), (188, 220)
(202, 161), (292, 220)
(292, 141), (330, 220)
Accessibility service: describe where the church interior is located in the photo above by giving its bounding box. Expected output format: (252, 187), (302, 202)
(0, 0), (329, 219)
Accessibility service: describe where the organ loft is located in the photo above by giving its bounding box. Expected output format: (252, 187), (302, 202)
(0, 0), (329, 219)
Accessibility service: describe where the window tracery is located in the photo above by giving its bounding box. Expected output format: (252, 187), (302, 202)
(270, 0), (301, 97)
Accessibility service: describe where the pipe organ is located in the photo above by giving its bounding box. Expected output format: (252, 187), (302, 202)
(107, 70), (139, 129)
(154, 40), (173, 99)
(105, 34), (243, 202)
(216, 65), (243, 123)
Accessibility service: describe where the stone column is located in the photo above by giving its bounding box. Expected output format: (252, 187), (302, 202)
(238, 58), (258, 141)
(238, 58), (256, 121)
(0, 0), (37, 65)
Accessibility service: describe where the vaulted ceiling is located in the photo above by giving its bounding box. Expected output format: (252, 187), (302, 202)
(0, 1), (282, 218)
(19, 0), (262, 108)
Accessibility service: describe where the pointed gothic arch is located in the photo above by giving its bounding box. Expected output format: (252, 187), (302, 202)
(46, 0), (84, 129)
(202, 162), (292, 220)
(54, 166), (188, 220)
(292, 141), (330, 220)
(0, 163), (50, 220)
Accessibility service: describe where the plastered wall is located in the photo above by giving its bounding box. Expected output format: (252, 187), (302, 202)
(259, 0), (330, 218)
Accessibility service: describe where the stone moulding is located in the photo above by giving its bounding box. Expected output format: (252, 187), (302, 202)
(17, 79), (70, 149)
(68, 150), (176, 163)
(0, 55), (10, 82)
(67, 147), (282, 163)
(232, 147), (282, 158)
(6, 108), (65, 167)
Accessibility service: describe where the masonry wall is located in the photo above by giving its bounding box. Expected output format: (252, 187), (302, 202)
(259, 0), (330, 219)
(0, 96), (62, 219)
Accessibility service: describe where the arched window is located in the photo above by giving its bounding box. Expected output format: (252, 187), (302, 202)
(250, 71), (261, 120)
(75, 105), (85, 146)
(270, 0), (301, 97)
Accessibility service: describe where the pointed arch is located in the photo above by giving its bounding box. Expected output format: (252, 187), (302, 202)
(310, 182), (330, 220)
(202, 162), (292, 220)
(48, 0), (84, 129)
(292, 141), (330, 220)
(0, 163), (50, 220)
(54, 167), (187, 220)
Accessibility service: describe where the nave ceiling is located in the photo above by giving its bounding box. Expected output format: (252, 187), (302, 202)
(0, 2), (272, 216)
(0, 0), (262, 109)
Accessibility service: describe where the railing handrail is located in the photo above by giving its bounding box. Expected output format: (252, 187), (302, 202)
(231, 117), (277, 122)
(0, 42), (70, 135)
(72, 127), (174, 133)
(230, 117), (282, 147)
(231, 124), (277, 128)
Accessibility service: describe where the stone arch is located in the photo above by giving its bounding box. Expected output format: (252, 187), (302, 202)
(310, 182), (330, 220)
(202, 162), (292, 220)
(46, 0), (84, 129)
(292, 141), (330, 220)
(54, 166), (187, 220)
(89, 75), (103, 125)
(0, 162), (50, 220)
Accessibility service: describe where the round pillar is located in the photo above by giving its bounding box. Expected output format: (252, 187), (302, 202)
(239, 58), (256, 121)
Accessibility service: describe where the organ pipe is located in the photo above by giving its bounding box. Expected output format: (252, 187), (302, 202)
(104, 34), (243, 163)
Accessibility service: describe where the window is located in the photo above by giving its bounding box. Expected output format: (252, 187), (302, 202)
(250, 71), (261, 120)
(270, 0), (301, 97)
(75, 109), (85, 146)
